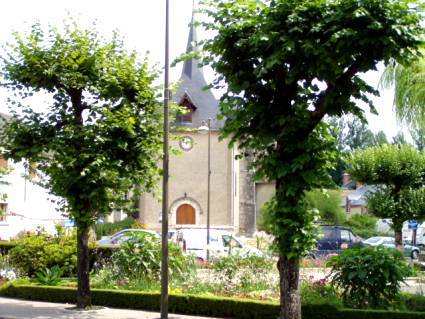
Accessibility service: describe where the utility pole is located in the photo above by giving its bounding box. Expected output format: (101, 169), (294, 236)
(160, 0), (170, 317)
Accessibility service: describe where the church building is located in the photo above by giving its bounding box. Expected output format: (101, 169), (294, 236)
(137, 15), (274, 235)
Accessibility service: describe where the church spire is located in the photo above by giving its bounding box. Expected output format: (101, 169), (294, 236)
(182, 0), (198, 79)
(173, 0), (221, 129)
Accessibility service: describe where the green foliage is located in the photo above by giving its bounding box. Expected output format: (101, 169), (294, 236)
(199, 0), (423, 262)
(328, 246), (410, 308)
(0, 20), (163, 227)
(111, 232), (195, 281)
(381, 48), (425, 129)
(327, 116), (389, 185)
(347, 144), (425, 244)
(35, 265), (64, 286)
(329, 116), (389, 153)
(0, 19), (163, 306)
(8, 232), (77, 277)
(198, 0), (422, 315)
(94, 217), (135, 240)
(343, 214), (378, 239)
(301, 279), (342, 308)
(394, 293), (425, 312)
(210, 254), (275, 295)
(347, 145), (425, 188)
(305, 189), (346, 224)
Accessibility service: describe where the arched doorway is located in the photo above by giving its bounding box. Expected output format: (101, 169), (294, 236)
(176, 204), (196, 224)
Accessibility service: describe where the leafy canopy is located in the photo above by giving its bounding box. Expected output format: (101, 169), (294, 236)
(200, 0), (423, 257)
(0, 21), (163, 227)
(381, 47), (425, 129)
(347, 144), (425, 223)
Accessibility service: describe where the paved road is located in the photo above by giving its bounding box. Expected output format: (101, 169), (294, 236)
(0, 297), (220, 319)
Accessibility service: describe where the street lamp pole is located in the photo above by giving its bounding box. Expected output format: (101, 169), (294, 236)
(160, 0), (170, 317)
(206, 118), (211, 261)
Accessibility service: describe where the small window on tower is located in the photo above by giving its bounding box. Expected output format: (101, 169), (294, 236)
(177, 93), (197, 124)
(177, 109), (193, 123)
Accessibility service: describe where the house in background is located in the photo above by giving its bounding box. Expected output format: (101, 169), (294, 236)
(341, 172), (374, 215)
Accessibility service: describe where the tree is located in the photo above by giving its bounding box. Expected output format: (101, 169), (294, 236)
(0, 21), (162, 308)
(381, 47), (425, 129)
(410, 127), (425, 151)
(328, 116), (388, 185)
(330, 117), (376, 151)
(199, 0), (422, 318)
(392, 131), (408, 146)
(304, 189), (346, 224)
(347, 145), (425, 250)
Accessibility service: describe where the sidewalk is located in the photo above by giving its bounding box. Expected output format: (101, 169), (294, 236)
(0, 297), (220, 319)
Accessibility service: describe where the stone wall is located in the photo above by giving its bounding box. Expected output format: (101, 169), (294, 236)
(238, 157), (256, 235)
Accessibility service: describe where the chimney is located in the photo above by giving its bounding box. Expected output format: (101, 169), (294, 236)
(345, 196), (351, 213)
(343, 172), (350, 186)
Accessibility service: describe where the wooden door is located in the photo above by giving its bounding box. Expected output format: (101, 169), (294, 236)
(176, 204), (196, 224)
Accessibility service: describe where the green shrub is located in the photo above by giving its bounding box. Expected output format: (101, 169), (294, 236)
(394, 293), (425, 312)
(304, 189), (347, 224)
(301, 278), (342, 307)
(344, 213), (378, 239)
(35, 265), (64, 286)
(9, 232), (77, 277)
(209, 253), (276, 295)
(328, 246), (410, 308)
(111, 232), (195, 281)
(94, 218), (134, 239)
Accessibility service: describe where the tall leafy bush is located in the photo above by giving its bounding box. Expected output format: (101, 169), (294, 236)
(9, 232), (77, 277)
(111, 232), (194, 281)
(328, 246), (410, 308)
(304, 189), (346, 224)
(344, 213), (378, 239)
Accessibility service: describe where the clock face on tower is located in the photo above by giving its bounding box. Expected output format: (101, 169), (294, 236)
(179, 136), (194, 151)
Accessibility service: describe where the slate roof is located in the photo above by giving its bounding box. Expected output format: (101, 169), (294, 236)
(341, 185), (377, 207)
(173, 13), (222, 130)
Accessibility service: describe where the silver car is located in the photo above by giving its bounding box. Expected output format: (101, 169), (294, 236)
(362, 236), (420, 259)
(96, 228), (160, 247)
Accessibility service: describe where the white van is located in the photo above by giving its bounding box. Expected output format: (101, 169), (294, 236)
(174, 226), (262, 261)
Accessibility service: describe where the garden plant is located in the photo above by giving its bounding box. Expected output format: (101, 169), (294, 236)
(328, 245), (410, 308)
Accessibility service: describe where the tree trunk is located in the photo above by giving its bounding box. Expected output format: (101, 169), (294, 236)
(393, 220), (404, 252)
(279, 254), (301, 319)
(77, 225), (91, 308)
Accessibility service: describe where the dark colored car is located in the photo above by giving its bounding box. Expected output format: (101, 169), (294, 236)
(309, 225), (362, 258)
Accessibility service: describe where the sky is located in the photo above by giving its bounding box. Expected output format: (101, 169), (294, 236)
(0, 0), (401, 138)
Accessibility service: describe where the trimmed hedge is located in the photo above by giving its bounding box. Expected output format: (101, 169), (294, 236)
(2, 284), (425, 319)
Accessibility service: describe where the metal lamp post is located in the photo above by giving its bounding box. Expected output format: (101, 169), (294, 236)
(160, 0), (170, 317)
(198, 118), (211, 261)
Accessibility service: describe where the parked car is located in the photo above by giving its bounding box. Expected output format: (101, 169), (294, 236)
(96, 228), (160, 247)
(309, 225), (362, 258)
(362, 236), (420, 259)
(173, 227), (262, 261)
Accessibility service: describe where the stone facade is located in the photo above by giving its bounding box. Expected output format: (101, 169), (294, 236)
(136, 16), (268, 235)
